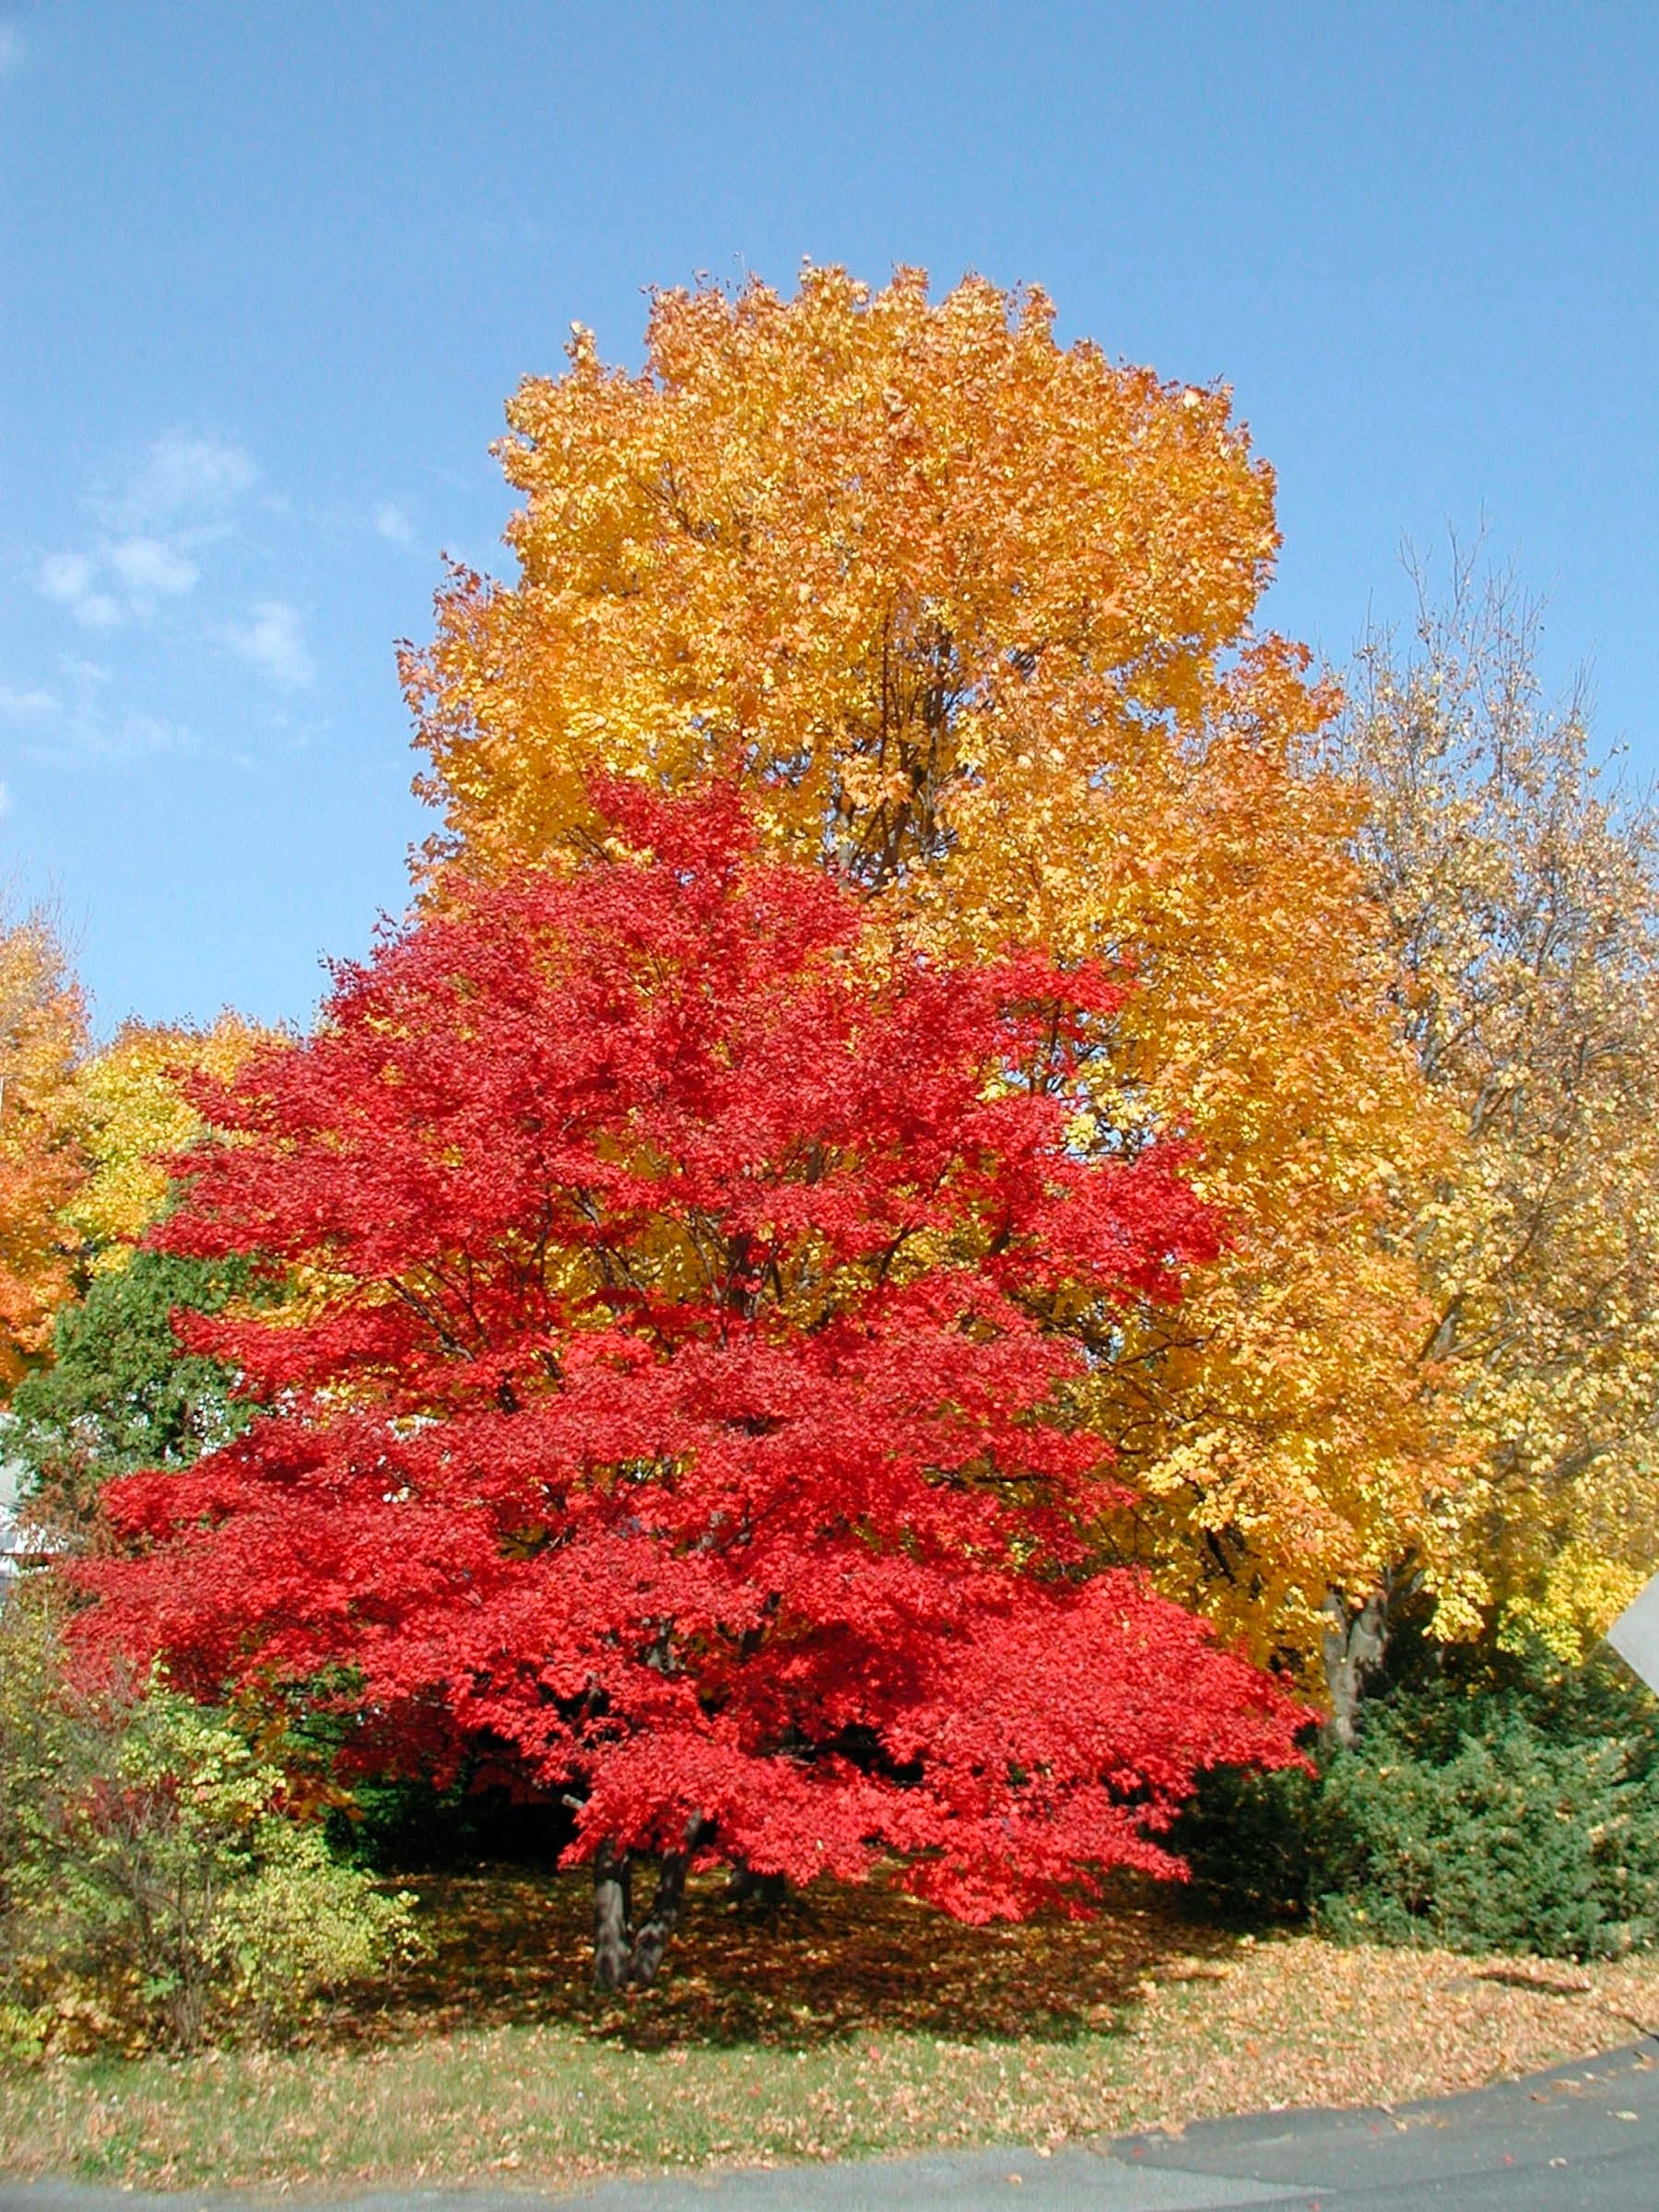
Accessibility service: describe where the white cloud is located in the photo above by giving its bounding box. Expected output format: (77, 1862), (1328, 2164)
(0, 684), (59, 721)
(26, 433), (323, 752)
(374, 501), (417, 547)
(0, 781), (10, 817)
(107, 535), (199, 600)
(109, 431), (258, 531)
(40, 515), (207, 632)
(114, 711), (194, 757)
(38, 432), (257, 627)
(0, 27), (22, 79)
(40, 552), (95, 604)
(39, 553), (123, 628)
(224, 599), (314, 688)
(0, 658), (193, 764)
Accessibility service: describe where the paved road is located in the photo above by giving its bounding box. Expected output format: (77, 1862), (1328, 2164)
(4, 2038), (1656, 2211)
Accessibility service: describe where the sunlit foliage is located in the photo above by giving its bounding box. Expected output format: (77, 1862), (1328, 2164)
(80, 787), (1304, 1979)
(403, 268), (1465, 1665)
(1340, 557), (1659, 1658)
(0, 906), (88, 1383)
(65, 1013), (270, 1266)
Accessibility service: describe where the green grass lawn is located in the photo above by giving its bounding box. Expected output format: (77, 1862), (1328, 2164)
(0, 1868), (1199, 2186)
(0, 2019), (1151, 2188)
(6, 1869), (1657, 2191)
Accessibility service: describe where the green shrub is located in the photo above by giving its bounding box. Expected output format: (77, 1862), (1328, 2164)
(0, 1590), (420, 2053)
(1168, 1755), (1322, 1927)
(1176, 1650), (1659, 1960)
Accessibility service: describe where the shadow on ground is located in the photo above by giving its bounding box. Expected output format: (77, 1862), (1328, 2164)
(328, 1868), (1228, 2053)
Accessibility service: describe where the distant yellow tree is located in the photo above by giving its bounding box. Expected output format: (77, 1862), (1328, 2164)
(404, 269), (1468, 1683)
(1340, 557), (1659, 1660)
(0, 908), (88, 1383)
(65, 1014), (271, 1267)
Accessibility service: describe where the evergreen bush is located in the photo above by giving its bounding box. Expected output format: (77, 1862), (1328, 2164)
(1177, 1650), (1659, 1959)
(5, 1249), (260, 1535)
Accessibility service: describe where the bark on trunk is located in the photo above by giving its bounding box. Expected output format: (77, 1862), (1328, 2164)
(1321, 1587), (1389, 1749)
(624, 1814), (712, 1987)
(590, 1817), (712, 1991)
(591, 1844), (633, 1991)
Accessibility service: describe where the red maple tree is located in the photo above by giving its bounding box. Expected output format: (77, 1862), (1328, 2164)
(81, 783), (1303, 1984)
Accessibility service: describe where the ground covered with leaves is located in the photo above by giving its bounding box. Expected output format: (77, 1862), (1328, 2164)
(4, 1871), (1658, 2189)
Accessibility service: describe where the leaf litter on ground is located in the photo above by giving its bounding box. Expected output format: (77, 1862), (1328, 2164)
(3, 1868), (1657, 2189)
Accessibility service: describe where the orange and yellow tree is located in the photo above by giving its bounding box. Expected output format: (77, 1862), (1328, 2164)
(403, 268), (1470, 1684)
(0, 907), (88, 1383)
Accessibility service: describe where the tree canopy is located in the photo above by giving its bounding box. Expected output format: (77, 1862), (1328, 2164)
(79, 785), (1303, 1971)
(6, 1249), (260, 1537)
(1340, 559), (1659, 1658)
(404, 267), (1465, 1663)
(64, 1014), (269, 1269)
(0, 907), (87, 1385)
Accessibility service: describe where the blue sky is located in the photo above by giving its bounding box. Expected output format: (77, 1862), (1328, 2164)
(2, 1), (1654, 1034)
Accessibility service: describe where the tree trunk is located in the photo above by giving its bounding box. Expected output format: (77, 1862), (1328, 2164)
(624, 1815), (712, 1987)
(591, 1843), (633, 1991)
(1321, 1586), (1389, 1749)
(726, 1859), (788, 1911)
